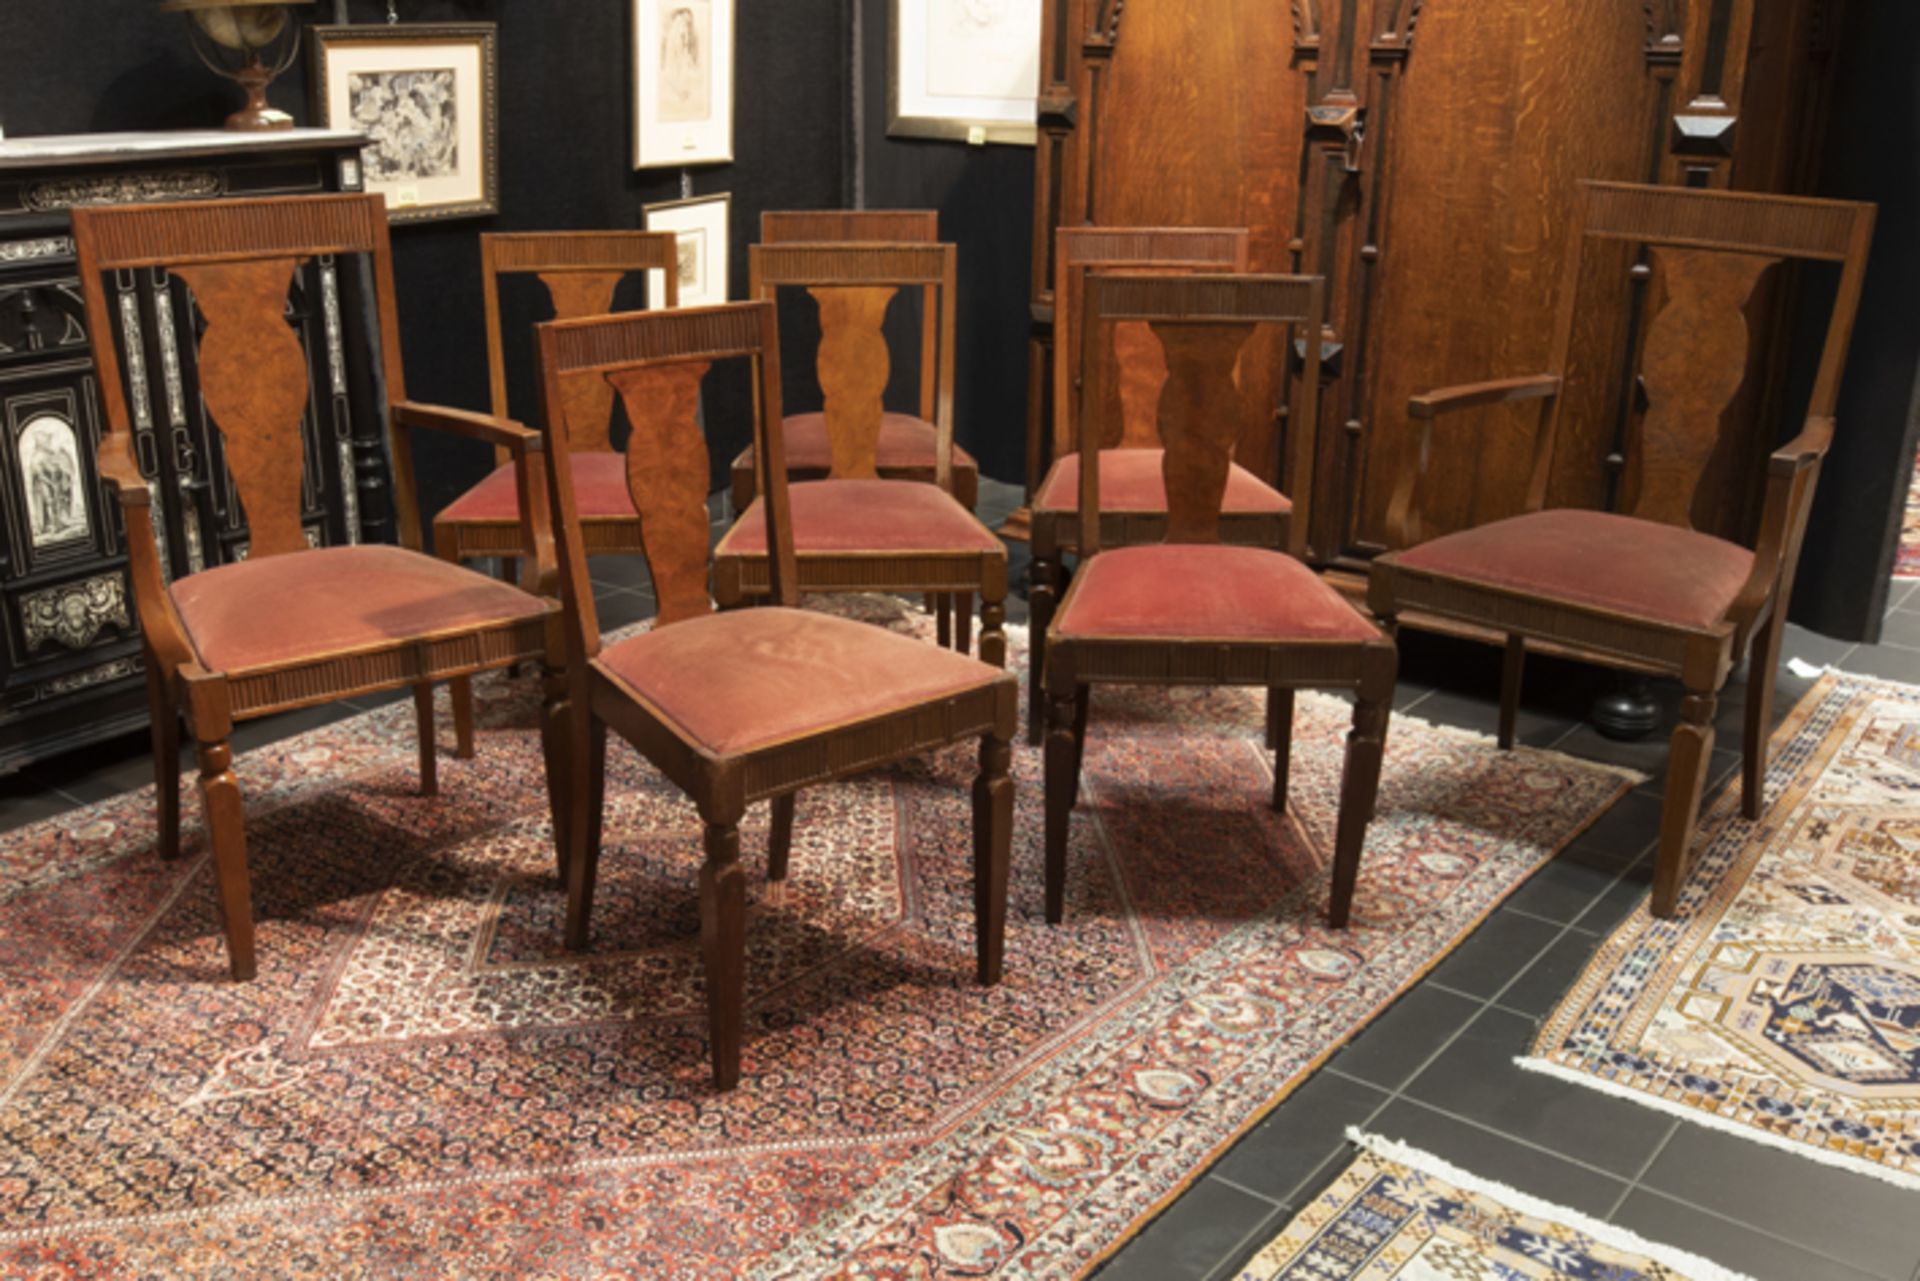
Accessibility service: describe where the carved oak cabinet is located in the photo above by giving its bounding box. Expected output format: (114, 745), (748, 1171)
(1030, 0), (1839, 581)
(0, 129), (384, 773)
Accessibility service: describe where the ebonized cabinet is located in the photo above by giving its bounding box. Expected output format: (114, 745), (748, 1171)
(0, 128), (386, 774)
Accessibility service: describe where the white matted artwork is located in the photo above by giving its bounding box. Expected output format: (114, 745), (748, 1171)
(633, 0), (736, 169)
(310, 23), (499, 223)
(17, 414), (90, 548)
(890, 0), (1039, 144)
(643, 193), (731, 308)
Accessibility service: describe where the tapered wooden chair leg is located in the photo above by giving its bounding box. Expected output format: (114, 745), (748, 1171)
(1268, 687), (1295, 813)
(768, 792), (796, 900)
(1329, 697), (1388, 929)
(1027, 553), (1059, 745)
(956, 591), (974, 656)
(450, 676), (477, 759)
(412, 683), (439, 796)
(144, 648), (182, 861)
(197, 738), (256, 981)
(563, 714), (607, 951)
(936, 594), (953, 648)
(1742, 607), (1786, 821)
(1043, 689), (1078, 925)
(1498, 634), (1525, 750)
(1652, 688), (1717, 919)
(539, 675), (572, 882)
(700, 819), (747, 1090)
(1070, 683), (1091, 809)
(979, 596), (1008, 670)
(973, 731), (1012, 984)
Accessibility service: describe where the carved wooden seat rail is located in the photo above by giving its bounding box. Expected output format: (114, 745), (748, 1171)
(1369, 181), (1876, 919)
(73, 194), (565, 981)
(536, 299), (1016, 1090)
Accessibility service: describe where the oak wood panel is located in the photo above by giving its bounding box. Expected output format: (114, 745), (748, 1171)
(1351, 0), (1655, 556)
(811, 285), (897, 479)
(607, 362), (715, 625)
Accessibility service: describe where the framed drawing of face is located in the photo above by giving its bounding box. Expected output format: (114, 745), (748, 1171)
(642, 193), (731, 308)
(889, 0), (1039, 144)
(633, 0), (736, 169)
(310, 23), (500, 223)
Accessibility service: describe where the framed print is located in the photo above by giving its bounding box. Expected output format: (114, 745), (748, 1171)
(310, 23), (499, 223)
(889, 0), (1040, 145)
(633, 0), (736, 169)
(643, 193), (731, 308)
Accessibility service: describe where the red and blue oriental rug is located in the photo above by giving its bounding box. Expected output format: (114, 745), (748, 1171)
(0, 600), (1633, 1277)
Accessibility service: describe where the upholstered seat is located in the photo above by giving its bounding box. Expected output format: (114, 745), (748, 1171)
(173, 545), (551, 675)
(717, 478), (1005, 556)
(1057, 544), (1381, 643)
(1035, 449), (1291, 516)
(439, 452), (637, 523)
(1386, 508), (1753, 631)
(599, 607), (1005, 755)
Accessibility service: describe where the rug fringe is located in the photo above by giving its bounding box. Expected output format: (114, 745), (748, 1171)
(1343, 1128), (1757, 1281)
(1512, 1056), (1920, 1194)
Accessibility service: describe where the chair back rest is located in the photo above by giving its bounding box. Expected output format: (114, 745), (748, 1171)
(71, 193), (419, 562)
(748, 241), (958, 490)
(1540, 181), (1875, 531)
(1055, 227), (1250, 458)
(1078, 271), (1323, 554)
(534, 301), (794, 657)
(761, 209), (939, 244)
(480, 231), (680, 455)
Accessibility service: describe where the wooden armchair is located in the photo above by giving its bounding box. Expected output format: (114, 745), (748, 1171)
(1043, 270), (1394, 927)
(1368, 181), (1875, 918)
(727, 209), (980, 515)
(1028, 227), (1285, 742)
(538, 299), (1016, 1090)
(432, 231), (679, 758)
(712, 242), (1009, 666)
(73, 194), (564, 981)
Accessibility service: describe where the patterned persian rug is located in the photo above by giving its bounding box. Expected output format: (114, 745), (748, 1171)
(1899, 449), (1920, 579)
(1234, 1131), (1751, 1281)
(1528, 671), (1920, 1191)
(0, 598), (1634, 1277)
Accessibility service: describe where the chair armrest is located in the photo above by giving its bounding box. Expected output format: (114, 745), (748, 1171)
(1386, 373), (1560, 547)
(1729, 416), (1835, 624)
(392, 400), (543, 455)
(97, 443), (153, 506)
(95, 436), (197, 671)
(1408, 374), (1561, 420)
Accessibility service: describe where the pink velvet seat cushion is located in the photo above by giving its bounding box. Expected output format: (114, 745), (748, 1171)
(1389, 509), (1754, 631)
(717, 479), (1004, 556)
(735, 412), (979, 474)
(1056, 544), (1379, 643)
(598, 607), (1005, 755)
(1034, 450), (1291, 516)
(439, 452), (636, 523)
(172, 545), (549, 675)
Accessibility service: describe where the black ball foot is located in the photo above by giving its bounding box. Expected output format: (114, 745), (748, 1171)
(1592, 675), (1660, 741)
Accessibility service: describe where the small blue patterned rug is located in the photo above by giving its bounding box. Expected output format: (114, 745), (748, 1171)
(1236, 1131), (1750, 1281)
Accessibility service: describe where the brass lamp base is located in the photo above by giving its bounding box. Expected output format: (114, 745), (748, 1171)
(226, 59), (294, 131)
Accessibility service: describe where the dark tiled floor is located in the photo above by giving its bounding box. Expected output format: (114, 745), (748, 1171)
(6, 485), (1920, 1280)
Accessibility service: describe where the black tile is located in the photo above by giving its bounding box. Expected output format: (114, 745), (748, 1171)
(1390, 683), (1435, 713)
(24, 727), (162, 805)
(1400, 1006), (1672, 1177)
(1552, 722), (1741, 790)
(1208, 1071), (1392, 1201)
(1845, 643), (1920, 685)
(1612, 1189), (1886, 1281)
(1361, 1098), (1632, 1220)
(0, 771), (84, 832)
(1093, 1177), (1281, 1281)
(595, 588), (659, 630)
(1498, 928), (1605, 1018)
(587, 554), (658, 594)
(1639, 1124), (1920, 1280)
(1781, 622), (1858, 670)
(1569, 855), (1653, 937)
(1503, 846), (1635, 923)
(231, 702), (362, 755)
(1565, 790), (1664, 862)
(1422, 909), (1563, 1001)
(1402, 689), (1575, 748)
(1326, 986), (1483, 1092)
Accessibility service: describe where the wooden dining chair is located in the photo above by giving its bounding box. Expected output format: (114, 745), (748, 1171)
(712, 242), (1009, 666)
(1368, 181), (1875, 918)
(538, 299), (1016, 1090)
(728, 209), (980, 515)
(73, 194), (565, 982)
(432, 230), (680, 759)
(1027, 227), (1289, 742)
(1043, 271), (1395, 929)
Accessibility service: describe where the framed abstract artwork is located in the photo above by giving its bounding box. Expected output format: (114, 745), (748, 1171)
(632, 0), (736, 169)
(642, 192), (731, 307)
(309, 23), (500, 223)
(888, 0), (1039, 145)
